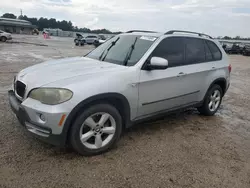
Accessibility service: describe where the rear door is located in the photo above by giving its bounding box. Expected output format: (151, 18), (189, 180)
(182, 37), (219, 102)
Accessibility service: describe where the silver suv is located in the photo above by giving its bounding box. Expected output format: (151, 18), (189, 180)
(8, 30), (231, 155)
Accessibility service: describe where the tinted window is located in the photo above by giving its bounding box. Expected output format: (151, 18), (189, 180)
(204, 42), (213, 61)
(206, 41), (222, 60)
(151, 37), (185, 67)
(87, 36), (97, 38)
(185, 38), (205, 64)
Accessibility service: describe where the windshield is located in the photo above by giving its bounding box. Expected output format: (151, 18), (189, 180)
(86, 35), (157, 66)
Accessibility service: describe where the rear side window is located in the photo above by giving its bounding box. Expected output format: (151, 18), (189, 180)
(206, 41), (222, 61)
(204, 42), (213, 61)
(185, 38), (206, 64)
(151, 37), (185, 67)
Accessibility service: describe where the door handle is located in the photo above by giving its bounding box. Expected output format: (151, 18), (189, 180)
(211, 67), (215, 69)
(177, 72), (186, 77)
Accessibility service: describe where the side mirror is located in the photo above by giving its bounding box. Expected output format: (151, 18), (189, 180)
(146, 57), (168, 70)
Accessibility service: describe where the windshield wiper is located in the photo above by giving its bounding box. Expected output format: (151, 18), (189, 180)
(99, 37), (120, 61)
(123, 37), (138, 66)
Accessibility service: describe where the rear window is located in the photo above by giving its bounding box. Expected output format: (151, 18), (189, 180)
(206, 41), (222, 61)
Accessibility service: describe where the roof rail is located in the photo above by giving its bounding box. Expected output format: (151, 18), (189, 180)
(126, 30), (157, 33)
(165, 30), (213, 39)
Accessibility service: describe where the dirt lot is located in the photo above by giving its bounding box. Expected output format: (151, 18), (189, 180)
(0, 35), (250, 188)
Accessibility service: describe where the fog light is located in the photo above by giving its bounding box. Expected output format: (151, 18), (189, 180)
(40, 114), (46, 122)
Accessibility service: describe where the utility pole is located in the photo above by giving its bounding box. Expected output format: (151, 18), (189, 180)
(20, 9), (23, 17)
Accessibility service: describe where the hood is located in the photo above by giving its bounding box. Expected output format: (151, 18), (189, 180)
(1, 31), (11, 35)
(16, 56), (126, 89)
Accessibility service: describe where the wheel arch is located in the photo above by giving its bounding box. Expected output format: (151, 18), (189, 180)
(207, 78), (227, 98)
(61, 93), (131, 145)
(1, 36), (7, 41)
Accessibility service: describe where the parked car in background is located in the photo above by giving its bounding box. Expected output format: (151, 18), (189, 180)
(93, 35), (107, 47)
(32, 29), (39, 35)
(74, 33), (85, 46)
(224, 43), (241, 54)
(93, 36), (115, 47)
(8, 30), (230, 156)
(84, 35), (98, 44)
(243, 44), (250, 56)
(239, 43), (245, 54)
(0, 30), (12, 42)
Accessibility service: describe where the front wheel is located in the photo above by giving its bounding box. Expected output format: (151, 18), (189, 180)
(198, 84), (223, 116)
(69, 104), (122, 156)
(0, 36), (7, 42)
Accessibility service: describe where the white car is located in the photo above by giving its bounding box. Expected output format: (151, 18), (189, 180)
(0, 30), (12, 42)
(84, 35), (98, 44)
(8, 30), (231, 156)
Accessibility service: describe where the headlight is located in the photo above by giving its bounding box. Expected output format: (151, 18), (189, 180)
(29, 88), (73, 105)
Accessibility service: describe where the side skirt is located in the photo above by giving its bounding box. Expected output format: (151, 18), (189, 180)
(127, 101), (203, 128)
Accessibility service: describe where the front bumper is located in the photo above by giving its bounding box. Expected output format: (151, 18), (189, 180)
(8, 90), (67, 146)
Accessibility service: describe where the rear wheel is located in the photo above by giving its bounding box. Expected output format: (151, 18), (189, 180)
(198, 84), (222, 116)
(69, 104), (122, 156)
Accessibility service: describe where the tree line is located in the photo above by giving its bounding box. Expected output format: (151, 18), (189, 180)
(218, 36), (250, 40)
(1, 13), (120, 34)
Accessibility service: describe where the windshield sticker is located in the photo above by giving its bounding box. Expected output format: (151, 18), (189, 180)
(140, 36), (157, 41)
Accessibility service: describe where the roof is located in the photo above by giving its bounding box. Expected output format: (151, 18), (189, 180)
(121, 32), (163, 37)
(122, 30), (214, 40)
(0, 18), (36, 28)
(0, 18), (31, 24)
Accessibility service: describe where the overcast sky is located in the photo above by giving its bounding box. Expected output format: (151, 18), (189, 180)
(1, 0), (250, 37)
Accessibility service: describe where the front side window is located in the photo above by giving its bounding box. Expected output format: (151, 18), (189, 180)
(151, 37), (185, 67)
(86, 35), (157, 66)
(185, 38), (206, 65)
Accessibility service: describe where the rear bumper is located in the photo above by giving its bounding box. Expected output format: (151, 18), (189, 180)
(8, 90), (66, 147)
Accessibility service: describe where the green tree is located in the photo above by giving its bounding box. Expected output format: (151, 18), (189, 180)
(223, 36), (231, 40)
(1, 13), (17, 19)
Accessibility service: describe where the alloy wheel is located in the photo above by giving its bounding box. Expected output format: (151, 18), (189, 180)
(208, 89), (221, 112)
(79, 112), (116, 149)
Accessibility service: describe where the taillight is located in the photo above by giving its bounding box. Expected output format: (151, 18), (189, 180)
(228, 64), (232, 73)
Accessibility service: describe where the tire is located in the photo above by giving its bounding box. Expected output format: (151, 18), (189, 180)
(69, 103), (123, 156)
(74, 39), (79, 46)
(1, 36), (7, 42)
(198, 84), (223, 116)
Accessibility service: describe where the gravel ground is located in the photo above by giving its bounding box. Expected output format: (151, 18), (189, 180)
(0, 35), (250, 188)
